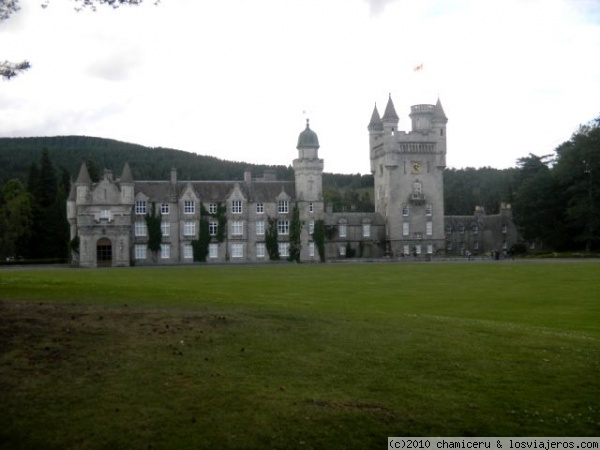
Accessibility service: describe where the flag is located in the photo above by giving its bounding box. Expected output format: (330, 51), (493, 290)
(414, 63), (423, 71)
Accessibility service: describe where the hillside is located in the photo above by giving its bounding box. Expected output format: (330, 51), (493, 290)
(0, 136), (295, 184)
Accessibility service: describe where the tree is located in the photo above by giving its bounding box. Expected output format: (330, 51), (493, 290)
(313, 219), (325, 262)
(265, 217), (279, 260)
(145, 203), (162, 262)
(288, 203), (302, 262)
(1, 0), (156, 80)
(553, 118), (600, 251)
(0, 179), (33, 259)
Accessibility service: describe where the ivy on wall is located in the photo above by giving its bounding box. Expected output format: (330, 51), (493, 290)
(266, 216), (279, 260)
(145, 203), (162, 262)
(288, 203), (302, 262)
(192, 217), (210, 262)
(313, 219), (325, 262)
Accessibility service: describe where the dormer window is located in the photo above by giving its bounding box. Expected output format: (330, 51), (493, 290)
(184, 200), (195, 214)
(278, 200), (289, 214)
(231, 200), (242, 214)
(135, 200), (146, 215)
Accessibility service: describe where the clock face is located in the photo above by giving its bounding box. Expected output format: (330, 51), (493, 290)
(411, 161), (421, 173)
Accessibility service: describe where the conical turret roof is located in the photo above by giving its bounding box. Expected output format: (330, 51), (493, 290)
(368, 103), (383, 131)
(75, 162), (91, 184)
(382, 94), (399, 122)
(120, 162), (134, 183)
(433, 98), (448, 121)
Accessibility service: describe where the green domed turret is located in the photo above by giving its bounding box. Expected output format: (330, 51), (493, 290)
(297, 119), (320, 149)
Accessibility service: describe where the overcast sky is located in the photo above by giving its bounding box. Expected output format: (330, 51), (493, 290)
(2, 0), (600, 174)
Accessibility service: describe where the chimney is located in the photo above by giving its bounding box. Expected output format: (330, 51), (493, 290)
(171, 168), (177, 185)
(244, 169), (252, 183)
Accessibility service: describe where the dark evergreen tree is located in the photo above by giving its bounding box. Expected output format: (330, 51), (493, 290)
(288, 204), (302, 262)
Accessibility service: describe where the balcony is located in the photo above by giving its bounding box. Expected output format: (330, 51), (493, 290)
(410, 193), (426, 205)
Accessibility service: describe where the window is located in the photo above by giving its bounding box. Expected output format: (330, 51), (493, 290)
(278, 242), (290, 257)
(474, 241), (480, 250)
(425, 204), (432, 216)
(135, 221), (147, 237)
(135, 200), (147, 215)
(402, 204), (409, 216)
(231, 200), (242, 214)
(209, 221), (218, 236)
(413, 182), (422, 195)
(446, 225), (453, 235)
(502, 224), (508, 234)
(256, 220), (265, 236)
(160, 244), (170, 259)
(161, 221), (170, 237)
(309, 220), (314, 235)
(231, 243), (244, 258)
(363, 224), (371, 238)
(183, 221), (196, 237)
(100, 209), (111, 221)
(256, 243), (265, 258)
(415, 232), (423, 240)
(135, 244), (146, 259)
(339, 223), (347, 238)
(309, 202), (314, 213)
(458, 224), (465, 234)
(339, 245), (346, 256)
(161, 203), (170, 215)
(184, 200), (195, 214)
(209, 203), (217, 214)
(278, 220), (289, 235)
(256, 203), (264, 214)
(403, 222), (409, 236)
(209, 243), (218, 258)
(502, 240), (508, 250)
(309, 242), (315, 257)
(427, 244), (433, 254)
(415, 244), (422, 255)
(231, 221), (244, 236)
(426, 221), (433, 236)
(403, 244), (410, 255)
(183, 244), (193, 259)
(278, 200), (289, 214)
(472, 225), (479, 234)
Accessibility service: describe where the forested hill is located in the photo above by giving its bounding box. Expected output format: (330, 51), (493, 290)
(0, 135), (516, 215)
(0, 136), (295, 184)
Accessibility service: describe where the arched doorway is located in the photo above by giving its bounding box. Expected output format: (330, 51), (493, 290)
(97, 238), (112, 267)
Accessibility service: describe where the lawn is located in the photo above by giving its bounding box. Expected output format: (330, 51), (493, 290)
(0, 261), (599, 449)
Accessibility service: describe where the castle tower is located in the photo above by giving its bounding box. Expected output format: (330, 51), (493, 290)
(293, 119), (324, 261)
(369, 94), (448, 257)
(293, 119), (323, 202)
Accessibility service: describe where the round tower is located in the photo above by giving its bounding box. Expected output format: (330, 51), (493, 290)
(293, 119), (324, 202)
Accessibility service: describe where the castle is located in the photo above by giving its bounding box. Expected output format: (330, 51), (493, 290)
(67, 96), (518, 267)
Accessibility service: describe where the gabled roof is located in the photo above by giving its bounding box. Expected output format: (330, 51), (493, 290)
(135, 180), (296, 204)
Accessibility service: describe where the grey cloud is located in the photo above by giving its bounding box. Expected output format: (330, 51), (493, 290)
(364, 0), (400, 15)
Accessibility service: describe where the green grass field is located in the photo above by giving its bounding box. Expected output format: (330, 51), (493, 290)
(1, 261), (599, 449)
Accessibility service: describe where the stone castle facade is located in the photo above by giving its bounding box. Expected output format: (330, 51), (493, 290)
(67, 96), (518, 267)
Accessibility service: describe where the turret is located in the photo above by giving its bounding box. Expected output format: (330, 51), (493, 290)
(75, 162), (92, 203)
(381, 94), (399, 134)
(293, 119), (323, 201)
(119, 162), (134, 204)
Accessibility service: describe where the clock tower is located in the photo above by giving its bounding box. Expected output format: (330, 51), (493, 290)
(368, 95), (448, 256)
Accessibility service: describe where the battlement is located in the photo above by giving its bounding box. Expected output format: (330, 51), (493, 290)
(411, 104), (435, 114)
